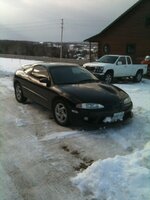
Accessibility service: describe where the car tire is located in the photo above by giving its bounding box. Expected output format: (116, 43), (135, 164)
(134, 70), (143, 82)
(104, 72), (113, 84)
(53, 99), (70, 126)
(14, 82), (27, 103)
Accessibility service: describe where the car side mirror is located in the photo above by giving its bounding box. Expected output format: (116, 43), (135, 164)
(39, 77), (51, 86)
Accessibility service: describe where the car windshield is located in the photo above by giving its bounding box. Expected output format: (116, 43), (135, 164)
(49, 65), (98, 85)
(97, 55), (118, 64)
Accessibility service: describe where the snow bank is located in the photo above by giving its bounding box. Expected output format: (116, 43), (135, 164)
(72, 141), (150, 200)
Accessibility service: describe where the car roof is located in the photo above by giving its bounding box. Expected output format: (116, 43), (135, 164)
(32, 62), (80, 69)
(103, 54), (128, 57)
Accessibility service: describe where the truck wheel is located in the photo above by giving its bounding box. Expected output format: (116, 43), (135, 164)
(104, 72), (113, 84)
(134, 71), (143, 82)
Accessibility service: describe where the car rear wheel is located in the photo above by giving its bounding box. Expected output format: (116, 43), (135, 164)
(53, 99), (70, 126)
(14, 83), (27, 103)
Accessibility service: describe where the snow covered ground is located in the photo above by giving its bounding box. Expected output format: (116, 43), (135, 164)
(0, 57), (40, 74)
(0, 57), (150, 200)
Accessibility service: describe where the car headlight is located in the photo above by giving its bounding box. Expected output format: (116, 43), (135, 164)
(76, 103), (104, 109)
(124, 97), (131, 104)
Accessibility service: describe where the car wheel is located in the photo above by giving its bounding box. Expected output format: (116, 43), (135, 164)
(53, 99), (70, 126)
(134, 71), (143, 82)
(104, 72), (113, 84)
(14, 83), (27, 103)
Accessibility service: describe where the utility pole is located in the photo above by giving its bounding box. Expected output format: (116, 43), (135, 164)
(60, 18), (64, 60)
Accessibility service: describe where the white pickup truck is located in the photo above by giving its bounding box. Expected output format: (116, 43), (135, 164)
(83, 55), (147, 84)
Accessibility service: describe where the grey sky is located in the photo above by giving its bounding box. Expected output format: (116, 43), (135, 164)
(0, 0), (138, 42)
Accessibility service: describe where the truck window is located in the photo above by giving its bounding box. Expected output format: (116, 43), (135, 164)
(117, 57), (126, 65)
(127, 57), (132, 64)
(97, 55), (118, 64)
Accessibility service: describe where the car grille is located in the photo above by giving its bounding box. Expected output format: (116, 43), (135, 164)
(85, 66), (103, 73)
(85, 66), (95, 72)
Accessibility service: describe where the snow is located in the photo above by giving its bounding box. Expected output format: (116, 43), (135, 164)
(0, 57), (40, 74)
(71, 79), (150, 200)
(40, 131), (80, 142)
(0, 57), (150, 200)
(72, 142), (150, 200)
(72, 79), (150, 200)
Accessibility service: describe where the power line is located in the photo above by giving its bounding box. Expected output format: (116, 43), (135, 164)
(60, 18), (64, 60)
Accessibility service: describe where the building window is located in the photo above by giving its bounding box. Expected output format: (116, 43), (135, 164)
(103, 44), (110, 54)
(126, 44), (136, 54)
(145, 16), (150, 27)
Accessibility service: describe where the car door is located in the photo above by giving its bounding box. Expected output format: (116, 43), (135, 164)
(125, 56), (134, 76)
(114, 56), (127, 77)
(26, 65), (51, 108)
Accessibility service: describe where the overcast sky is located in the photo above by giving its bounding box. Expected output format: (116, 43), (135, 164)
(0, 0), (139, 42)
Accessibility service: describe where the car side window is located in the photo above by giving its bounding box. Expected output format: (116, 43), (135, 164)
(31, 65), (49, 79)
(24, 66), (33, 74)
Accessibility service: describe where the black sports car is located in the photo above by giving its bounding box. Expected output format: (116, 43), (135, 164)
(13, 62), (133, 126)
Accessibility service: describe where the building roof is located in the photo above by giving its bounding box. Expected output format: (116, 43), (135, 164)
(84, 0), (145, 42)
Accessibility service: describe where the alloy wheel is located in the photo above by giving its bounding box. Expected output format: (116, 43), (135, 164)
(54, 102), (68, 125)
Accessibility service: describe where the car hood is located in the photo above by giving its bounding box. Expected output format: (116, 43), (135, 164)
(83, 62), (113, 67)
(54, 82), (128, 105)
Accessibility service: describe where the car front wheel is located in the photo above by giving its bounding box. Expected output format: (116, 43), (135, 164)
(53, 99), (70, 126)
(14, 83), (27, 103)
(104, 72), (113, 84)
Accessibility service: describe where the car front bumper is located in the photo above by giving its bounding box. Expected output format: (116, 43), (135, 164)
(71, 103), (133, 123)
